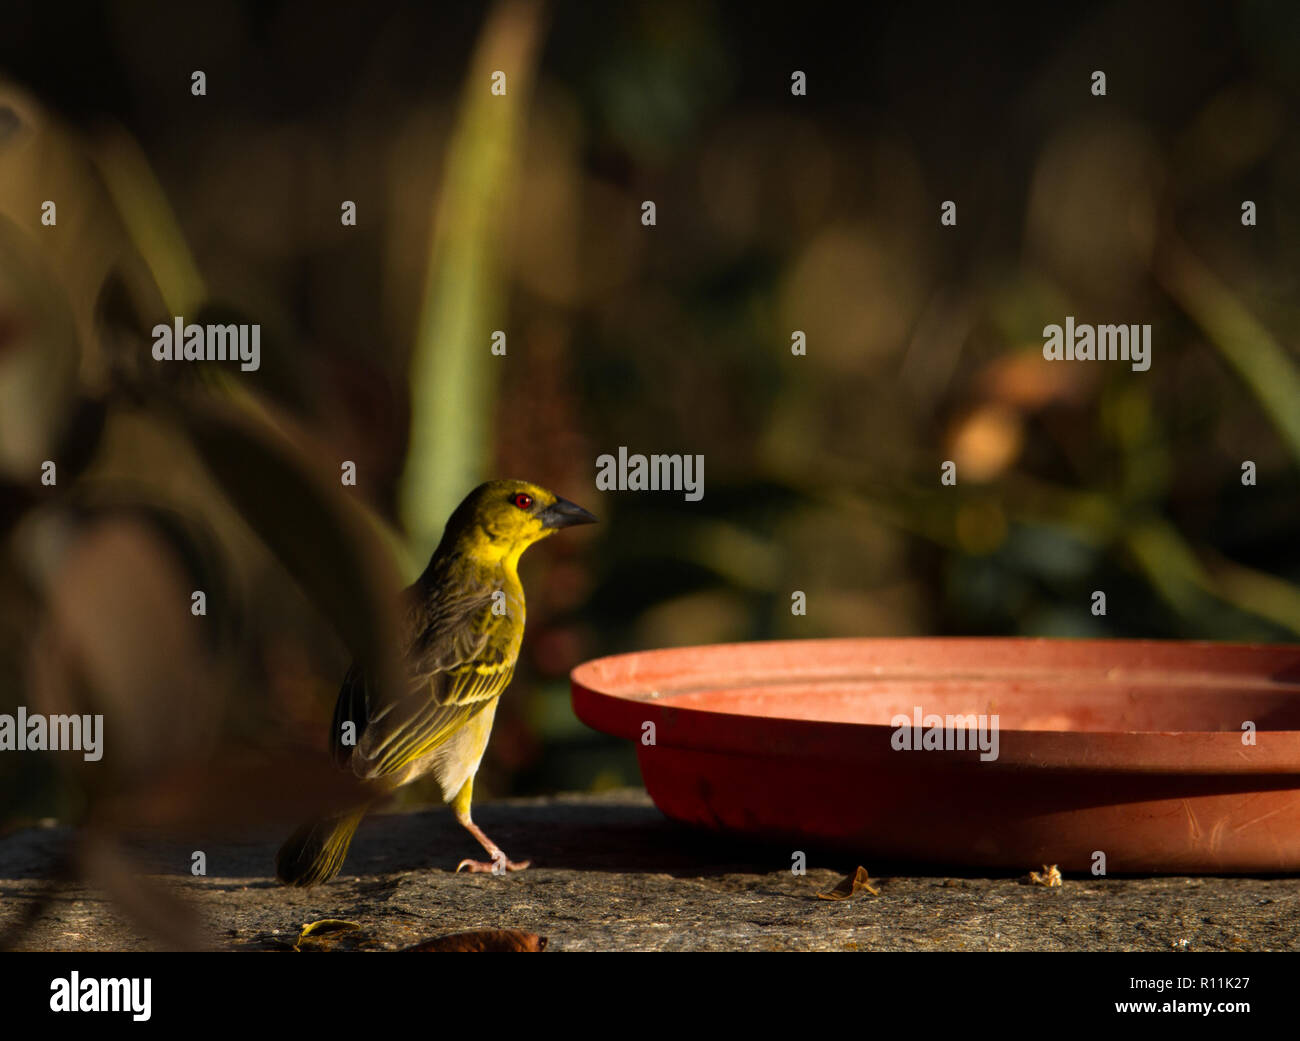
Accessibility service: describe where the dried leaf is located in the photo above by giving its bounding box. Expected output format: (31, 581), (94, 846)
(294, 919), (362, 952)
(817, 865), (880, 900)
(401, 929), (547, 952)
(1026, 864), (1062, 887)
(298, 920), (359, 939)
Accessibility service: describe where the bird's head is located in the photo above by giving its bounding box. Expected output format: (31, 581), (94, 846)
(440, 479), (596, 566)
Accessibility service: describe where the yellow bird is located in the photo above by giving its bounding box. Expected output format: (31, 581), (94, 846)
(275, 479), (596, 885)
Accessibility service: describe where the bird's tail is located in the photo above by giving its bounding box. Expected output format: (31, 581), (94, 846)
(275, 809), (366, 887)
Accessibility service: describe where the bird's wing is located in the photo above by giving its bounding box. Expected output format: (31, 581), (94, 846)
(330, 662), (369, 768)
(343, 589), (515, 781)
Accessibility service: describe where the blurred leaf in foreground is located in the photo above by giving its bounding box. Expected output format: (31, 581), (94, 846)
(400, 0), (547, 556)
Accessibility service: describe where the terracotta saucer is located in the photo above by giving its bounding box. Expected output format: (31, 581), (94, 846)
(571, 638), (1300, 873)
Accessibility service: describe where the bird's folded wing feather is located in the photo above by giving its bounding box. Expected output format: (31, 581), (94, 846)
(331, 588), (515, 780)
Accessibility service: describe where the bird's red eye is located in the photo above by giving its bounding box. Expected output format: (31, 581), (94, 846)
(512, 493), (533, 510)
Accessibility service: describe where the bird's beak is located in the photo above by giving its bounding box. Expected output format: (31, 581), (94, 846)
(539, 497), (597, 529)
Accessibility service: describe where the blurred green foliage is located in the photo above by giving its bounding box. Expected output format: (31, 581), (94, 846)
(1, 0), (1299, 832)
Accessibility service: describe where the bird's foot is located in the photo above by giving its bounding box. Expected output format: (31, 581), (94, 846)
(456, 851), (531, 875)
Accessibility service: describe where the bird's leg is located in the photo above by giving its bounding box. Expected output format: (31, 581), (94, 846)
(454, 816), (530, 874)
(451, 778), (530, 874)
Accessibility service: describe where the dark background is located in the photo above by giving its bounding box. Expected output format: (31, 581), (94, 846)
(1, 0), (1298, 824)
